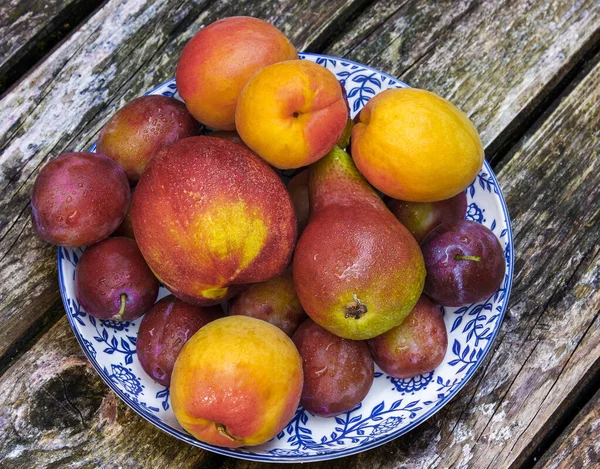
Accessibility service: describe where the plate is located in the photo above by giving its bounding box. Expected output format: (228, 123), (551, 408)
(58, 53), (513, 462)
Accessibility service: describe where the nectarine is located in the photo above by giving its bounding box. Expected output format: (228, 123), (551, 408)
(176, 17), (297, 130)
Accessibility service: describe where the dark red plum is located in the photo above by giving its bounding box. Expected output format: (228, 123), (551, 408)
(75, 237), (159, 321)
(229, 270), (306, 337)
(368, 296), (447, 378)
(292, 319), (374, 417)
(137, 295), (224, 386)
(97, 95), (199, 182)
(422, 219), (505, 307)
(386, 191), (467, 243)
(31, 152), (130, 246)
(113, 188), (135, 239)
(286, 170), (309, 234)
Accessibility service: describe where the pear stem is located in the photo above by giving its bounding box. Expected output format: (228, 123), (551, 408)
(114, 294), (127, 321)
(215, 423), (243, 444)
(455, 255), (481, 262)
(345, 294), (367, 319)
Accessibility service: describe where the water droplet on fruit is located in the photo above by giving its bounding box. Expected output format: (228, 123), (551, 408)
(66, 195), (72, 203)
(57, 216), (64, 222)
(77, 182), (83, 188)
(66, 210), (78, 225)
(312, 366), (328, 378)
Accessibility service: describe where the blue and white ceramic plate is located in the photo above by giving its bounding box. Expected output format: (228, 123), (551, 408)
(58, 53), (513, 462)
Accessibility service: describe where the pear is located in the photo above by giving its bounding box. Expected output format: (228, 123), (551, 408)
(293, 147), (425, 340)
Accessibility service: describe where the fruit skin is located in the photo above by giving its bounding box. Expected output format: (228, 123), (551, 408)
(421, 219), (506, 306)
(287, 170), (309, 234)
(137, 295), (223, 386)
(368, 296), (447, 378)
(386, 191), (467, 243)
(75, 237), (159, 321)
(176, 16), (297, 130)
(229, 270), (306, 337)
(351, 88), (484, 202)
(236, 60), (348, 169)
(131, 136), (296, 305)
(293, 146), (426, 340)
(208, 130), (246, 147)
(113, 188), (135, 239)
(171, 316), (303, 447)
(292, 319), (374, 417)
(31, 152), (130, 247)
(97, 95), (199, 182)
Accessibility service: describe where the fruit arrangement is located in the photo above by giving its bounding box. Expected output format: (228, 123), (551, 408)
(35, 16), (510, 454)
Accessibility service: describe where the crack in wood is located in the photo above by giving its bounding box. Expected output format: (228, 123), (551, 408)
(57, 374), (85, 428)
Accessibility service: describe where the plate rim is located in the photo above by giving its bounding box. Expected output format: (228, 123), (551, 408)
(58, 52), (514, 463)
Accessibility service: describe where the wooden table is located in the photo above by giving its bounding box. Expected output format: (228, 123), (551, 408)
(1, 0), (599, 467)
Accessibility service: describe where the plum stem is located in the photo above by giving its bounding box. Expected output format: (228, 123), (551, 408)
(215, 423), (243, 444)
(114, 294), (127, 321)
(455, 255), (481, 262)
(345, 294), (367, 319)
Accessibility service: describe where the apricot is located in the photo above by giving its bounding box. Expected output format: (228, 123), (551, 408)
(352, 88), (484, 202)
(236, 60), (348, 169)
(176, 16), (297, 130)
(171, 316), (303, 447)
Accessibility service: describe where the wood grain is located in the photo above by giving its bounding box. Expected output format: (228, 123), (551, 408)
(535, 387), (600, 468)
(0, 0), (367, 372)
(327, 0), (600, 158)
(0, 317), (218, 468)
(0, 0), (104, 94)
(2, 0), (600, 466)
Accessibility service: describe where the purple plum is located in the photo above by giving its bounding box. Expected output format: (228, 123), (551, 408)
(292, 318), (374, 417)
(31, 152), (130, 247)
(368, 295), (447, 378)
(137, 295), (224, 386)
(75, 237), (159, 321)
(386, 191), (467, 243)
(421, 219), (505, 306)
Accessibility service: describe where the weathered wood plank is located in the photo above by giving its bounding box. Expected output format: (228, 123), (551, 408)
(535, 387), (600, 469)
(0, 0), (368, 372)
(2, 0), (600, 466)
(327, 0), (600, 158)
(0, 0), (104, 94)
(0, 317), (219, 468)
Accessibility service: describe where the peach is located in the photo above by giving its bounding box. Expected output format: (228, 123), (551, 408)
(236, 60), (348, 169)
(176, 17), (297, 130)
(131, 136), (296, 305)
(351, 88), (484, 202)
(171, 316), (303, 447)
